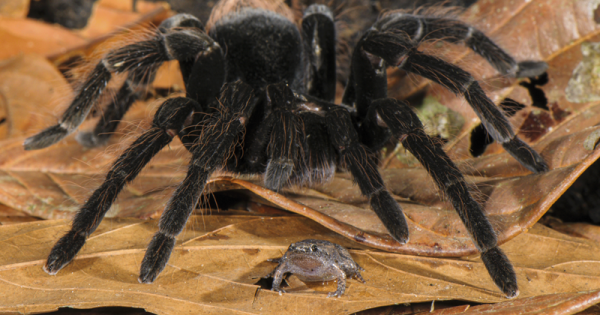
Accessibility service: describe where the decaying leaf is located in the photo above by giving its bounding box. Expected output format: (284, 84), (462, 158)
(0, 218), (599, 315)
(545, 220), (600, 243)
(0, 18), (87, 61)
(75, 0), (170, 40)
(0, 203), (38, 226)
(1, 0), (600, 313)
(1, 129), (599, 256)
(0, 0), (169, 62)
(421, 0), (600, 162)
(0, 54), (73, 140)
(0, 0), (600, 257)
(449, 291), (600, 315)
(566, 42), (600, 103)
(0, 0), (28, 18)
(359, 290), (600, 315)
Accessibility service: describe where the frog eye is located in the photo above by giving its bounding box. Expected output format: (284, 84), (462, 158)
(311, 244), (318, 252)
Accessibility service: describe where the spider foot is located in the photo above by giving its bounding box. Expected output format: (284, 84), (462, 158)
(139, 232), (176, 284)
(262, 86), (303, 191)
(76, 131), (110, 148)
(24, 63), (112, 150)
(44, 230), (86, 275)
(370, 191), (409, 244)
(24, 125), (70, 150)
(502, 137), (548, 173)
(481, 247), (519, 299)
(516, 61), (548, 78)
(265, 158), (294, 191)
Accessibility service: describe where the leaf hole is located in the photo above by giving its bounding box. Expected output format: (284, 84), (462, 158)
(469, 98), (525, 157)
(469, 124), (493, 157)
(519, 73), (549, 110)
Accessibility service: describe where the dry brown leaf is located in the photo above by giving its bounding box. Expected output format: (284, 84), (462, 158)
(0, 1), (169, 62)
(0, 0), (599, 313)
(0, 111), (597, 255)
(0, 54), (73, 140)
(0, 0), (28, 18)
(76, 0), (170, 39)
(0, 203), (38, 226)
(0, 218), (599, 314)
(0, 18), (87, 61)
(420, 291), (600, 314)
(545, 220), (600, 243)
(421, 0), (600, 162)
(358, 290), (600, 314)
(0, 0), (600, 257)
(1, 134), (598, 256)
(0, 55), (182, 218)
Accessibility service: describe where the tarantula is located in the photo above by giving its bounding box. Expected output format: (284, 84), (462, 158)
(26, 0), (548, 298)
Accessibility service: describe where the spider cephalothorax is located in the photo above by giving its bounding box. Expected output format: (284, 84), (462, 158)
(27, 0), (548, 298)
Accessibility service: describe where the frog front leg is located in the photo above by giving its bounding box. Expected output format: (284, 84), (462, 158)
(328, 265), (347, 298)
(270, 261), (289, 295)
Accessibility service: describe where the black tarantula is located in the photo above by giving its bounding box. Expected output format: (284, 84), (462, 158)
(26, 0), (548, 298)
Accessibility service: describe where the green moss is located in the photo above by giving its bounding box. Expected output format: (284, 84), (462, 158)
(566, 42), (600, 103)
(415, 96), (465, 141)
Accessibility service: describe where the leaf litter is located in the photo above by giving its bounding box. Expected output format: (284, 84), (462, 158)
(1, 0), (600, 313)
(1, 217), (600, 314)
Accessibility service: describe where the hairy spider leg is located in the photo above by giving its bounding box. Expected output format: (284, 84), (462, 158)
(360, 28), (548, 173)
(76, 66), (159, 148)
(292, 109), (337, 187)
(246, 92), (338, 189)
(44, 97), (200, 275)
(302, 4), (336, 102)
(237, 97), (337, 190)
(326, 107), (410, 244)
(139, 81), (257, 283)
(204, 7), (304, 182)
(262, 84), (304, 191)
(206, 7), (326, 191)
(342, 14), (547, 119)
(373, 13), (548, 78)
(268, 4), (339, 189)
(43, 14), (224, 275)
(24, 14), (209, 150)
(259, 5), (338, 190)
(347, 30), (518, 298)
(372, 99), (518, 297)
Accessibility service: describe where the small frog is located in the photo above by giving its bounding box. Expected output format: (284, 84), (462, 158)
(267, 239), (365, 297)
